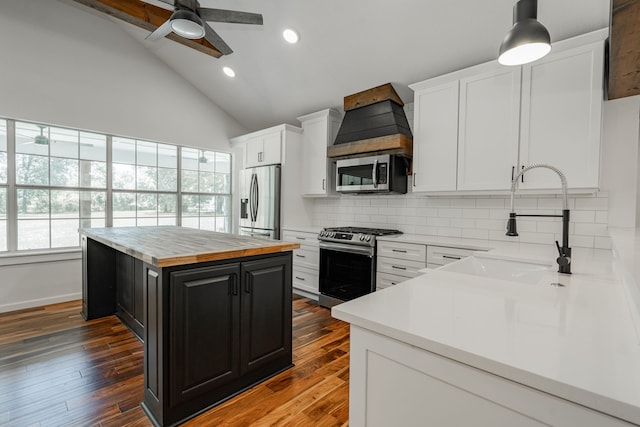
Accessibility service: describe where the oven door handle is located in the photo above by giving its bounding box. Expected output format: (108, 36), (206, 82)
(319, 241), (374, 257)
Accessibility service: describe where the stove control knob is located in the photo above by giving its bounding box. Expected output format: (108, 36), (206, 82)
(320, 231), (325, 237)
(330, 232), (335, 238)
(359, 235), (364, 241)
(365, 236), (371, 242)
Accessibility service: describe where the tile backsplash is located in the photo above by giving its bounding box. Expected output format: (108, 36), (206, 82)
(312, 192), (611, 249)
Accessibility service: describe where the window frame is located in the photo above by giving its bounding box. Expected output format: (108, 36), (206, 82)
(0, 118), (233, 256)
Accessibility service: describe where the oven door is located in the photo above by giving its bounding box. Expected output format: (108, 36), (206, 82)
(336, 155), (390, 193)
(319, 241), (375, 307)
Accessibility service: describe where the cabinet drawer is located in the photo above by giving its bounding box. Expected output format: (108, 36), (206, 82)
(282, 230), (319, 248)
(427, 246), (477, 266)
(293, 247), (319, 270)
(376, 272), (408, 290)
(292, 266), (319, 295)
(377, 241), (426, 263)
(377, 257), (426, 278)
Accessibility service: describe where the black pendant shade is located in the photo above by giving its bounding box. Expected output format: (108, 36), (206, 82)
(498, 0), (551, 66)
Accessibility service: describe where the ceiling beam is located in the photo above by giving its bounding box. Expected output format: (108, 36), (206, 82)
(71, 0), (223, 58)
(608, 0), (640, 99)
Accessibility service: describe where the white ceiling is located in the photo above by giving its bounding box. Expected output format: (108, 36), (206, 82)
(71, 0), (611, 133)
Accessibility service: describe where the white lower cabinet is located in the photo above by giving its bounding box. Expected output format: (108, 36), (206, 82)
(377, 240), (480, 290)
(283, 229), (319, 300)
(376, 241), (426, 291)
(349, 326), (633, 427)
(427, 245), (478, 267)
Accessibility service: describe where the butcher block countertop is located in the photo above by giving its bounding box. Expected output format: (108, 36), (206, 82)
(79, 226), (300, 267)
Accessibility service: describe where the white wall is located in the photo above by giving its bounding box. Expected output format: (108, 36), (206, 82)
(600, 95), (640, 228)
(0, 0), (246, 148)
(0, 0), (248, 312)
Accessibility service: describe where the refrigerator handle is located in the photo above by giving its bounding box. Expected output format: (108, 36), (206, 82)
(253, 174), (259, 221)
(250, 173), (258, 222)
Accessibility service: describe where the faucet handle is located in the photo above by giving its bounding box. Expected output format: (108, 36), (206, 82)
(555, 240), (562, 256)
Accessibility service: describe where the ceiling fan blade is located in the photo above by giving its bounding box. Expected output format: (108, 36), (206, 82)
(204, 23), (233, 55)
(146, 19), (173, 41)
(155, 0), (174, 4)
(198, 8), (263, 25)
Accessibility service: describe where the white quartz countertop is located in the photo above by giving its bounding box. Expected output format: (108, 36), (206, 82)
(332, 241), (640, 425)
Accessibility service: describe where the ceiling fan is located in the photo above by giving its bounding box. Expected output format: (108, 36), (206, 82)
(146, 0), (263, 55)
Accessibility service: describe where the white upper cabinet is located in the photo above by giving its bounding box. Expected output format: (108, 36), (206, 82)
(518, 38), (605, 190)
(457, 64), (522, 191)
(410, 80), (459, 192)
(244, 131), (282, 168)
(297, 109), (342, 196)
(410, 28), (606, 194)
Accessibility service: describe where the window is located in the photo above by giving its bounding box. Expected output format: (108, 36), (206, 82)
(112, 137), (178, 227)
(14, 122), (107, 250)
(0, 118), (232, 254)
(0, 120), (7, 251)
(181, 148), (231, 232)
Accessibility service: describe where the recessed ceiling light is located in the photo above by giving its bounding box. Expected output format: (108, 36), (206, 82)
(283, 28), (299, 44)
(222, 66), (236, 78)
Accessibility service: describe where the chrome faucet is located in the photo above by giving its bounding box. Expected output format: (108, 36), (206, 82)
(506, 164), (571, 274)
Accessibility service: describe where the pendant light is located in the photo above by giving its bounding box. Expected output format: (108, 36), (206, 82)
(498, 0), (551, 66)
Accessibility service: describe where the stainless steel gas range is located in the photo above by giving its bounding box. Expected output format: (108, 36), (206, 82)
(318, 226), (402, 308)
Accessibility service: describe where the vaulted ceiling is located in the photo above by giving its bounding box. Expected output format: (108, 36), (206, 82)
(65, 0), (611, 133)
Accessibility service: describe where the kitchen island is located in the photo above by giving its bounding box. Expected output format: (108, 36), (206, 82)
(333, 243), (640, 427)
(79, 226), (300, 427)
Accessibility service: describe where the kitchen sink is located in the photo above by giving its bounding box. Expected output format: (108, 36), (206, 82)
(437, 255), (553, 284)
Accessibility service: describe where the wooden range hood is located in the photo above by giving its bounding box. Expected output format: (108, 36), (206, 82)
(608, 0), (640, 99)
(327, 83), (413, 160)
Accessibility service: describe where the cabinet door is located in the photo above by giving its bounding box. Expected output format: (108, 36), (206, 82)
(240, 255), (292, 375)
(300, 110), (341, 196)
(457, 66), (521, 190)
(169, 264), (241, 406)
(245, 136), (263, 167)
(261, 132), (282, 166)
(519, 41), (604, 190)
(412, 81), (459, 192)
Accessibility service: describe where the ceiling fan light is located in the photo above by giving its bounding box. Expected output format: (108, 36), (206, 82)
(498, 0), (551, 66)
(283, 28), (299, 44)
(170, 10), (205, 39)
(223, 66), (236, 77)
(34, 135), (49, 145)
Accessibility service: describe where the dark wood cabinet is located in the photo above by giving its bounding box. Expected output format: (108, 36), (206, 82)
(169, 263), (242, 407)
(116, 252), (144, 338)
(81, 236), (116, 320)
(241, 257), (292, 376)
(81, 234), (293, 427)
(162, 255), (293, 424)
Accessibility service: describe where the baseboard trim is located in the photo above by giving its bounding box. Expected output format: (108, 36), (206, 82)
(0, 293), (82, 313)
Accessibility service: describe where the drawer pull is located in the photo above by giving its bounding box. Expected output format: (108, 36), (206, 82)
(296, 237), (306, 240)
(296, 254), (306, 258)
(392, 249), (407, 253)
(295, 276), (305, 281)
(392, 265), (407, 270)
(442, 255), (461, 260)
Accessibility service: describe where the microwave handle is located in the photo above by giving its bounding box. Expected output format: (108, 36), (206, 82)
(372, 159), (378, 188)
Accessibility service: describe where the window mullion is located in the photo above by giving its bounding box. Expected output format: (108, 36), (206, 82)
(177, 146), (182, 226)
(6, 120), (17, 251)
(106, 135), (113, 227)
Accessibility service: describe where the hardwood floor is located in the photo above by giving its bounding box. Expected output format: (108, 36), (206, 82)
(0, 295), (350, 426)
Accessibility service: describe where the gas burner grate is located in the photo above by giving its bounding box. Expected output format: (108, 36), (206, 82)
(323, 227), (402, 236)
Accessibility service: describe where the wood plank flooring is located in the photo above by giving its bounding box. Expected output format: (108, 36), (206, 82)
(0, 295), (349, 426)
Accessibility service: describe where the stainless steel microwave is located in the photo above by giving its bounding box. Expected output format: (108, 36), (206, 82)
(335, 154), (408, 194)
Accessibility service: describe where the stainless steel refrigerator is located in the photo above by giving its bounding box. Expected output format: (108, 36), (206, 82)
(238, 164), (281, 239)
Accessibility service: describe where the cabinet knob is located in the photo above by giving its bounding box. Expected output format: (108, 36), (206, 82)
(322, 178), (325, 190)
